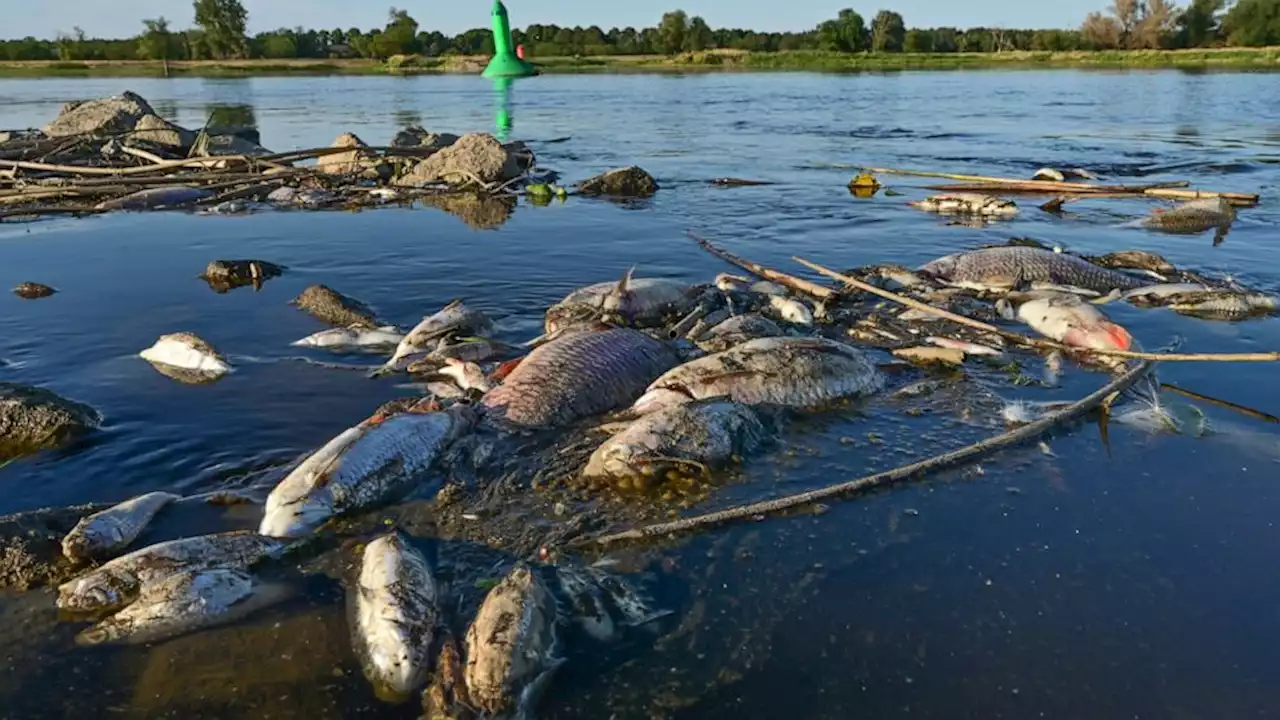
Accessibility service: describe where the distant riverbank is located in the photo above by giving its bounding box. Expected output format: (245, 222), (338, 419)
(1, 47), (1277, 78)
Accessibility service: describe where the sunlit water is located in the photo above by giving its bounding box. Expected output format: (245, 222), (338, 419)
(2, 71), (1280, 719)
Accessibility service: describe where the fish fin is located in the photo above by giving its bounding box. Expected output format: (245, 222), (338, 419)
(616, 266), (635, 296)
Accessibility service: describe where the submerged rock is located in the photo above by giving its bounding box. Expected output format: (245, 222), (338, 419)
(291, 284), (380, 329)
(130, 114), (196, 150)
(0, 382), (101, 461)
(577, 166), (659, 198)
(42, 91), (155, 138)
(12, 282), (57, 299)
(396, 133), (524, 187)
(0, 502), (110, 591)
(201, 259), (285, 292)
(315, 132), (369, 175)
(392, 126), (459, 151)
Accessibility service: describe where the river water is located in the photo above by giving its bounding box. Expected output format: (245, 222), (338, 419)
(2, 71), (1279, 718)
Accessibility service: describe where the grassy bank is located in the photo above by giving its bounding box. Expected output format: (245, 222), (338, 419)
(0, 46), (1277, 78)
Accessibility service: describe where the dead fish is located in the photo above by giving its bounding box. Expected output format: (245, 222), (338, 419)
(714, 273), (752, 292)
(583, 400), (767, 486)
(432, 358), (492, 393)
(696, 313), (784, 354)
(1009, 291), (1134, 351)
(139, 332), (232, 376)
(545, 271), (695, 333)
(292, 325), (405, 350)
(920, 246), (1147, 294)
(61, 491), (181, 563)
(925, 337), (1003, 357)
(353, 533), (440, 702)
(95, 186), (212, 211)
(861, 264), (932, 290)
(464, 563), (564, 719)
(766, 295), (814, 326)
(482, 328), (681, 429)
(749, 280), (790, 297)
(1086, 250), (1176, 276)
(1032, 167), (1066, 182)
(1120, 283), (1215, 306)
(633, 337), (885, 415)
(259, 404), (474, 538)
(56, 530), (286, 614)
(428, 337), (516, 364)
(553, 565), (617, 642)
(1143, 197), (1236, 234)
(12, 282), (57, 299)
(291, 285), (381, 329)
(267, 186), (335, 207)
(909, 193), (1018, 217)
(1167, 291), (1278, 318)
(379, 300), (495, 375)
(74, 567), (279, 646)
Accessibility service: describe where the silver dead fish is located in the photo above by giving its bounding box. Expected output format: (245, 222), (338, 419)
(56, 530), (286, 614)
(633, 337), (885, 414)
(1008, 291), (1135, 351)
(545, 271), (695, 333)
(292, 325), (405, 350)
(464, 563), (564, 719)
(919, 246), (1147, 294)
(353, 533), (440, 703)
(482, 328), (681, 428)
(379, 300), (495, 375)
(583, 400), (767, 485)
(766, 295), (814, 326)
(139, 332), (232, 376)
(695, 313), (784, 354)
(61, 491), (181, 563)
(259, 404), (474, 538)
(910, 193), (1018, 217)
(1143, 197), (1236, 234)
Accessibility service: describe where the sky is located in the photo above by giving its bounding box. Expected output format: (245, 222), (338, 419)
(4, 0), (1105, 40)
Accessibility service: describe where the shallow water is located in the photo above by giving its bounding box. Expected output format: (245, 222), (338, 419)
(2, 71), (1280, 718)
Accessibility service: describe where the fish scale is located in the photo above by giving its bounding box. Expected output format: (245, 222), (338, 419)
(920, 246), (1147, 293)
(482, 328), (681, 428)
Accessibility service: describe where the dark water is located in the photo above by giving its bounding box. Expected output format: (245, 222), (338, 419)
(2, 71), (1280, 719)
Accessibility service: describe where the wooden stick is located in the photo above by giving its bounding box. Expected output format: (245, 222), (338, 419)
(687, 232), (836, 300)
(794, 257), (1280, 363)
(0, 155), (252, 177)
(1159, 382), (1280, 424)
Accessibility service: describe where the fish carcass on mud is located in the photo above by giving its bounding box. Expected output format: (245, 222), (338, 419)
(352, 533), (440, 702)
(379, 300), (495, 374)
(56, 530), (286, 614)
(544, 271), (698, 333)
(259, 404), (475, 538)
(1004, 291), (1135, 351)
(632, 337), (885, 415)
(481, 327), (681, 429)
(61, 491), (181, 563)
(464, 563), (564, 719)
(582, 400), (768, 489)
(919, 246), (1147, 294)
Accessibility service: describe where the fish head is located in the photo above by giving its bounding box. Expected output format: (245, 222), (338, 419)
(1064, 321), (1133, 351)
(258, 494), (332, 539)
(437, 359), (492, 393)
(631, 388), (691, 416)
(59, 526), (109, 563)
(57, 573), (133, 614)
(917, 253), (960, 279)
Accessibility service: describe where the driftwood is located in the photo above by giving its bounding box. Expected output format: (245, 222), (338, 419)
(687, 232), (837, 300)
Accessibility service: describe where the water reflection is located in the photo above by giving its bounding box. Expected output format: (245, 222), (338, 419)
(206, 103), (260, 143)
(418, 192), (516, 230)
(391, 108), (423, 131)
(493, 77), (514, 141)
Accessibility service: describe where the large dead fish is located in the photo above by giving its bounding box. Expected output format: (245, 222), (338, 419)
(909, 193), (1018, 217)
(95, 186), (212, 211)
(464, 563), (564, 719)
(139, 332), (232, 376)
(292, 325), (405, 351)
(919, 246), (1147, 293)
(1007, 291), (1134, 350)
(583, 400), (767, 487)
(482, 328), (681, 428)
(1085, 250), (1176, 277)
(259, 404), (474, 538)
(56, 530), (286, 614)
(632, 337), (884, 415)
(61, 491), (181, 563)
(545, 271), (696, 333)
(1143, 197), (1236, 234)
(377, 300), (495, 375)
(353, 533), (440, 703)
(75, 567), (285, 646)
(1167, 290), (1278, 318)
(695, 313), (784, 353)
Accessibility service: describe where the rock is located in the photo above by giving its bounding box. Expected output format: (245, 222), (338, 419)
(42, 91), (155, 138)
(392, 126), (459, 151)
(290, 285), (380, 329)
(194, 133), (271, 158)
(129, 114), (196, 150)
(420, 192), (516, 230)
(396, 133), (523, 187)
(315, 132), (369, 175)
(207, 125), (261, 145)
(892, 346), (966, 367)
(0, 503), (111, 590)
(577, 166), (659, 198)
(201, 260), (285, 293)
(12, 282), (57, 299)
(0, 382), (101, 461)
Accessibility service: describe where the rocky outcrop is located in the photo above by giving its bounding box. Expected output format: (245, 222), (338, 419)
(392, 126), (459, 151)
(12, 282), (57, 299)
(315, 132), (368, 175)
(290, 285), (380, 328)
(0, 383), (101, 461)
(577, 166), (659, 198)
(130, 114), (197, 150)
(42, 91), (156, 138)
(201, 260), (285, 293)
(0, 503), (111, 590)
(395, 133), (524, 187)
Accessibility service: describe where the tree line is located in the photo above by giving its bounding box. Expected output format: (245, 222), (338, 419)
(2, 0), (1277, 62)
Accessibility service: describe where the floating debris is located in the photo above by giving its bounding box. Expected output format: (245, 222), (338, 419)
(12, 282), (57, 299)
(910, 193), (1018, 217)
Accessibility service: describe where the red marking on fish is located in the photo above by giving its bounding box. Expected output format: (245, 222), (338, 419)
(492, 357), (524, 382)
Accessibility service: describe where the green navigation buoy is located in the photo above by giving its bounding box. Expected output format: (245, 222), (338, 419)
(482, 0), (537, 78)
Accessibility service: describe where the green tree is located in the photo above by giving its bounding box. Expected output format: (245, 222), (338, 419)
(903, 29), (933, 52)
(686, 16), (713, 51)
(193, 0), (249, 58)
(818, 9), (868, 52)
(138, 17), (179, 59)
(1222, 0), (1280, 45)
(871, 10), (906, 52)
(658, 10), (689, 54)
(258, 30), (299, 58)
(1177, 0), (1225, 46)
(371, 7), (420, 58)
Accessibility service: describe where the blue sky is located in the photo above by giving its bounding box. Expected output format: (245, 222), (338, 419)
(7, 1), (1103, 40)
